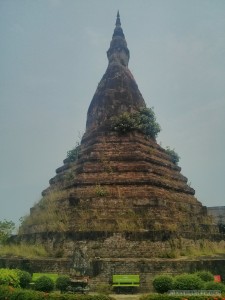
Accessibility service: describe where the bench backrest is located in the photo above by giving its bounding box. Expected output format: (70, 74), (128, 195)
(112, 274), (140, 286)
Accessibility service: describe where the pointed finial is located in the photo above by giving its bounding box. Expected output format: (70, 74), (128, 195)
(107, 11), (129, 66)
(116, 10), (121, 27)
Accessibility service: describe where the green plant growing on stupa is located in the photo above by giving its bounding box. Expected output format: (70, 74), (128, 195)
(111, 106), (161, 139)
(67, 141), (81, 162)
(135, 107), (161, 139)
(165, 146), (180, 165)
(95, 184), (109, 197)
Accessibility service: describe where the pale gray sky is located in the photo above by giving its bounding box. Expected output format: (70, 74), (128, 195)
(1, 0), (225, 227)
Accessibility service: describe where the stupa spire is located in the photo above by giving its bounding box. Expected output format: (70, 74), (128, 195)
(115, 10), (121, 26)
(86, 11), (144, 132)
(107, 11), (129, 66)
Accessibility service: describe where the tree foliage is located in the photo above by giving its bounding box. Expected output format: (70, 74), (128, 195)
(165, 147), (180, 165)
(135, 107), (161, 139)
(67, 142), (81, 162)
(0, 268), (20, 287)
(0, 219), (15, 244)
(111, 107), (161, 139)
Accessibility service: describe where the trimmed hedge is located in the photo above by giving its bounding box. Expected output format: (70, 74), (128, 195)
(140, 295), (225, 300)
(35, 275), (55, 292)
(7, 289), (45, 300)
(0, 286), (115, 300)
(173, 274), (204, 290)
(0, 286), (45, 300)
(0, 285), (13, 300)
(16, 269), (32, 288)
(195, 271), (214, 282)
(153, 275), (173, 293)
(205, 281), (225, 292)
(55, 275), (70, 292)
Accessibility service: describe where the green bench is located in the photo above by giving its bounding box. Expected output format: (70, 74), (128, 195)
(112, 274), (140, 293)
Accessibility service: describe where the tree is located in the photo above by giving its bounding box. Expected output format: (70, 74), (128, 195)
(0, 219), (15, 244)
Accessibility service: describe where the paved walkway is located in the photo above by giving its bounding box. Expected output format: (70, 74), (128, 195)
(109, 294), (142, 300)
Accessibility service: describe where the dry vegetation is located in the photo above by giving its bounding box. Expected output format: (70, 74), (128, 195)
(0, 243), (48, 258)
(159, 239), (225, 259)
(19, 190), (70, 234)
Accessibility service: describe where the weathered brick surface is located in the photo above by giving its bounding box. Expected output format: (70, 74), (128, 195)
(21, 130), (217, 236)
(208, 206), (225, 225)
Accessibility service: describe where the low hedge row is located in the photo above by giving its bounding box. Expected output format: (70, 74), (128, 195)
(152, 272), (225, 294)
(140, 295), (225, 300)
(0, 286), (115, 300)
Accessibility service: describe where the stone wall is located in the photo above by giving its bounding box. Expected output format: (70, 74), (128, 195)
(208, 206), (225, 224)
(91, 257), (225, 291)
(1, 256), (225, 292)
(0, 257), (72, 274)
(14, 231), (225, 259)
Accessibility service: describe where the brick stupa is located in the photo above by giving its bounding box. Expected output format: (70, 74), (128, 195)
(20, 13), (219, 262)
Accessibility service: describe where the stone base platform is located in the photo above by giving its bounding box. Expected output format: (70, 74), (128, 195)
(1, 256), (225, 292)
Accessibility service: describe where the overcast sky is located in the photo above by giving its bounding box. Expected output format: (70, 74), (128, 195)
(1, 0), (225, 227)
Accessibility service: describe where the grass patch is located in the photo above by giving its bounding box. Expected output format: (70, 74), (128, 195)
(0, 243), (48, 258)
(19, 190), (70, 234)
(159, 239), (225, 259)
(182, 240), (225, 257)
